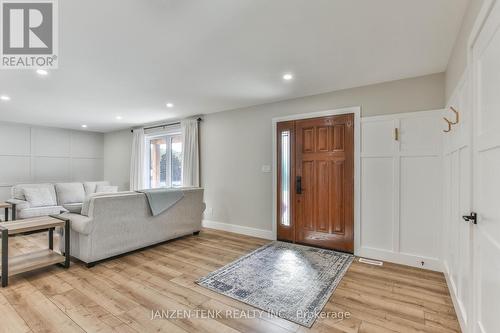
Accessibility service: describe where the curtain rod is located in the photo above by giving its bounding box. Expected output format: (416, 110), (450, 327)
(131, 117), (202, 133)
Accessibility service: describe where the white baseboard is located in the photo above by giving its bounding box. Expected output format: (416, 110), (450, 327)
(356, 247), (442, 272)
(443, 262), (468, 333)
(202, 220), (274, 240)
(202, 221), (443, 271)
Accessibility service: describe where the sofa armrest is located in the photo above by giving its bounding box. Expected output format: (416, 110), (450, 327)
(60, 213), (93, 235)
(6, 198), (30, 210)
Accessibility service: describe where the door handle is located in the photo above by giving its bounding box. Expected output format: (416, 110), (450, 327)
(462, 212), (477, 224)
(296, 176), (302, 194)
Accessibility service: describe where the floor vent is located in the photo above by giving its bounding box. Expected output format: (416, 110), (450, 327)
(358, 258), (383, 266)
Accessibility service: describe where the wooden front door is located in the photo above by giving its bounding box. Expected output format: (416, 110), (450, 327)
(277, 114), (354, 253)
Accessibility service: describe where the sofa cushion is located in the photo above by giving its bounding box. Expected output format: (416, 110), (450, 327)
(84, 181), (110, 195)
(11, 183), (56, 201)
(96, 185), (118, 193)
(62, 203), (83, 214)
(55, 183), (85, 205)
(18, 206), (67, 219)
(23, 187), (57, 207)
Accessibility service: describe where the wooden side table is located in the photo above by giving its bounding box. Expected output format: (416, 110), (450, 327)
(0, 215), (70, 287)
(0, 202), (16, 221)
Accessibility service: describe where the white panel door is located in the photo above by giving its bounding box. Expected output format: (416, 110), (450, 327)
(442, 71), (473, 331)
(471, 1), (500, 331)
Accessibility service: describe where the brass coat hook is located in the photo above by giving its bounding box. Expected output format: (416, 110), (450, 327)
(443, 117), (452, 133)
(450, 106), (460, 125)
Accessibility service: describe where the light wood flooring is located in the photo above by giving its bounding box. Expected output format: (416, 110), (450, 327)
(0, 229), (460, 333)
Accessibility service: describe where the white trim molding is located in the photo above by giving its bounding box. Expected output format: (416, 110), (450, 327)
(202, 220), (274, 240)
(443, 262), (468, 331)
(357, 247), (442, 272)
(271, 106), (362, 252)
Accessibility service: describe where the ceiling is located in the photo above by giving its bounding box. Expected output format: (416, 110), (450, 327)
(0, 0), (468, 132)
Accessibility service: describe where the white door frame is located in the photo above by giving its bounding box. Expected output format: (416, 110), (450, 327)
(271, 106), (361, 253)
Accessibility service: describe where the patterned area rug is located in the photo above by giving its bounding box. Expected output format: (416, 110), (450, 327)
(196, 241), (354, 327)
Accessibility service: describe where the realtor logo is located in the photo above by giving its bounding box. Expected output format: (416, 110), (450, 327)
(1, 0), (58, 69)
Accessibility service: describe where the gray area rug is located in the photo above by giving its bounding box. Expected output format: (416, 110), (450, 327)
(196, 241), (354, 327)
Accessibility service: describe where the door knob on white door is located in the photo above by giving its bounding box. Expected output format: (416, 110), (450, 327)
(462, 212), (477, 224)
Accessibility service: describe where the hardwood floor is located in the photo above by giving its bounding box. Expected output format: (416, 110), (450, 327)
(0, 229), (460, 333)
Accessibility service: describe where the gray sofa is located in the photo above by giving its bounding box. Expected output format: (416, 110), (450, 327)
(59, 188), (204, 265)
(7, 181), (112, 219)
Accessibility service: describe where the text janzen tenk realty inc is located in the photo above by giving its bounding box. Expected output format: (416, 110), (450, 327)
(150, 309), (352, 320)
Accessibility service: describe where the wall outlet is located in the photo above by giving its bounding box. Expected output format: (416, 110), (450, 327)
(206, 207), (213, 218)
(261, 165), (271, 173)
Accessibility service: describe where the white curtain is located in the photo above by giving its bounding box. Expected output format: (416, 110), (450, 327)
(181, 119), (200, 187)
(130, 128), (146, 191)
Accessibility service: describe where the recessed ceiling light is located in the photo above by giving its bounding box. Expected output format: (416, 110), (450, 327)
(36, 69), (49, 76)
(115, 116), (123, 120)
(81, 124), (87, 128)
(283, 73), (294, 81)
(0, 95), (10, 101)
(166, 103), (174, 108)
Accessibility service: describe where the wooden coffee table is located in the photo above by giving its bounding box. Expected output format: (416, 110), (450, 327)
(0, 215), (70, 287)
(0, 202), (16, 221)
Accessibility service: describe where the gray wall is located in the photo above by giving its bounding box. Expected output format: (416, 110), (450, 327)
(201, 73), (445, 231)
(103, 129), (133, 191)
(445, 0), (484, 100)
(0, 122), (104, 201)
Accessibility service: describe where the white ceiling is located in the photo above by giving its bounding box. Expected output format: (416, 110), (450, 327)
(0, 0), (468, 132)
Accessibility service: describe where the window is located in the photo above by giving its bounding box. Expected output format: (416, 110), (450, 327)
(147, 131), (182, 188)
(280, 130), (291, 226)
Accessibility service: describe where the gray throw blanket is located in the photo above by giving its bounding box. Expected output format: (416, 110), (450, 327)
(137, 188), (185, 216)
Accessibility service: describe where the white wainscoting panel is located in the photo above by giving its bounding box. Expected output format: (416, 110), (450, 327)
(399, 155), (441, 258)
(359, 110), (443, 271)
(71, 131), (104, 158)
(32, 127), (71, 157)
(400, 115), (442, 155)
(0, 156), (31, 185)
(33, 157), (72, 183)
(361, 119), (395, 155)
(0, 187), (10, 202)
(0, 123), (31, 155)
(0, 122), (104, 202)
(71, 158), (104, 181)
(360, 157), (394, 251)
